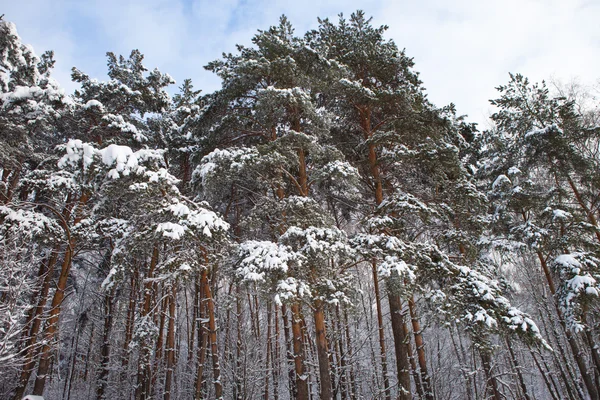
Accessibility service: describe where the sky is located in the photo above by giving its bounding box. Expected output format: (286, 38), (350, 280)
(3, 0), (599, 127)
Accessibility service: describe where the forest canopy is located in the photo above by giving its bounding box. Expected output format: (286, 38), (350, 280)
(1, 10), (600, 400)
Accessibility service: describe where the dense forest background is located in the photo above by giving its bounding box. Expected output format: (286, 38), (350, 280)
(1, 10), (600, 400)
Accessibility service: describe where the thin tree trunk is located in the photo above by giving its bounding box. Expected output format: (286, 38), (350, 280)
(281, 303), (296, 399)
(291, 302), (309, 400)
(408, 297), (433, 400)
(96, 286), (116, 400)
(505, 337), (531, 400)
(529, 347), (561, 400)
(313, 300), (333, 400)
(202, 268), (223, 399)
(371, 261), (391, 400)
(33, 191), (89, 396)
(12, 247), (60, 400)
(332, 310), (345, 399)
(449, 324), (473, 400)
(535, 249), (599, 399)
(122, 269), (137, 368)
(195, 275), (208, 400)
(272, 304), (280, 400)
(479, 348), (503, 400)
(343, 308), (358, 400)
(388, 292), (411, 400)
(155, 289), (169, 364)
(264, 301), (272, 400)
(136, 245), (160, 400)
(164, 283), (177, 400)
(404, 320), (424, 399)
(33, 241), (75, 395)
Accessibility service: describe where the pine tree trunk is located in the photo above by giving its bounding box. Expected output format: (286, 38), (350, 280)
(202, 268), (223, 399)
(33, 240), (75, 395)
(343, 309), (358, 400)
(96, 286), (116, 400)
(122, 270), (137, 368)
(505, 337), (531, 400)
(136, 245), (160, 400)
(479, 348), (503, 400)
(408, 297), (433, 400)
(404, 320), (424, 399)
(195, 275), (208, 400)
(12, 247), (59, 400)
(388, 292), (411, 400)
(371, 261), (391, 400)
(272, 304), (280, 400)
(33, 191), (89, 395)
(264, 300), (272, 400)
(163, 283), (177, 400)
(534, 248), (600, 399)
(234, 284), (244, 400)
(281, 303), (296, 399)
(291, 302), (309, 400)
(313, 300), (333, 400)
(0, 165), (21, 204)
(13, 196), (77, 400)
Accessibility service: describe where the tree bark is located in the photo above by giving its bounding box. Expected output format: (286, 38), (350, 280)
(195, 275), (208, 400)
(33, 191), (89, 395)
(506, 336), (531, 400)
(388, 292), (411, 400)
(12, 247), (59, 400)
(408, 297), (433, 400)
(163, 283), (177, 400)
(291, 303), (309, 400)
(313, 300), (333, 400)
(136, 245), (160, 400)
(281, 303), (296, 399)
(479, 348), (503, 400)
(32, 241), (75, 395)
(202, 268), (223, 399)
(371, 261), (391, 400)
(96, 286), (116, 400)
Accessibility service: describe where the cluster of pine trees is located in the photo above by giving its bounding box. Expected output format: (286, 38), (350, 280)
(1, 11), (599, 400)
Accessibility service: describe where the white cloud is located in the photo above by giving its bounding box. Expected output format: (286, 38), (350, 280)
(4, 0), (599, 126)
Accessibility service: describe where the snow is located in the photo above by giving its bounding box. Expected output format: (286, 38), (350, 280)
(103, 114), (146, 141)
(553, 252), (600, 332)
(83, 99), (104, 110)
(318, 160), (359, 179)
(552, 209), (572, 221)
(163, 199), (229, 238)
(195, 147), (259, 184)
(378, 256), (415, 281)
(555, 254), (582, 270)
(237, 241), (293, 282)
(58, 139), (167, 180)
(507, 166), (521, 175)
(1, 85), (43, 103)
(339, 78), (376, 98)
(0, 205), (59, 237)
(156, 222), (187, 240)
(491, 174), (510, 191)
(524, 124), (563, 139)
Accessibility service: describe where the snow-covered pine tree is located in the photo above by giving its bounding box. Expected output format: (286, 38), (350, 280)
(199, 17), (360, 399)
(308, 12), (547, 400)
(481, 73), (600, 399)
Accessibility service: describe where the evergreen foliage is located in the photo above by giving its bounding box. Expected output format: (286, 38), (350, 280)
(1, 12), (599, 400)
